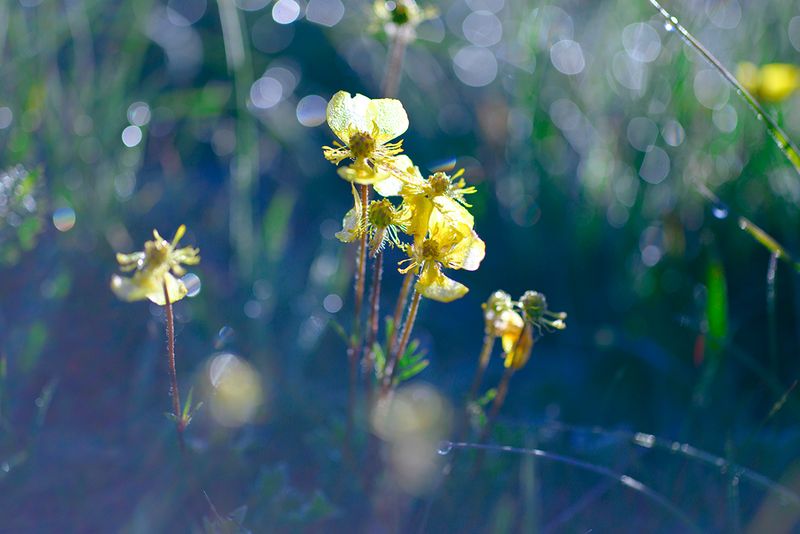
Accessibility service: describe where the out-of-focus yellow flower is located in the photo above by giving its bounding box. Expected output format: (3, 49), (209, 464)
(322, 91), (409, 184)
(399, 219), (485, 302)
(111, 225), (200, 305)
(372, 0), (438, 38)
(737, 62), (800, 103)
(375, 161), (476, 244)
(502, 323), (533, 370)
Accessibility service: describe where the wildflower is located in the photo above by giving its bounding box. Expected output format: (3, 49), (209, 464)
(111, 225), (200, 305)
(372, 0), (438, 38)
(737, 62), (800, 103)
(398, 218), (485, 302)
(518, 290), (567, 333)
(502, 323), (534, 370)
(375, 163), (476, 243)
(322, 91), (409, 184)
(336, 184), (410, 255)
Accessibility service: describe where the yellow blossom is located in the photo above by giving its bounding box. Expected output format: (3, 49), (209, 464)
(502, 323), (534, 370)
(335, 185), (410, 256)
(322, 91), (409, 184)
(737, 62), (800, 103)
(111, 225), (200, 305)
(375, 158), (476, 243)
(399, 218), (485, 302)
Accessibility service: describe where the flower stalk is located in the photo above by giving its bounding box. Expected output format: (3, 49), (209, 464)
(382, 288), (421, 393)
(163, 281), (185, 452)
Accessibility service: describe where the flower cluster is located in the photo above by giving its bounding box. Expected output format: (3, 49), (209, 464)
(482, 290), (566, 369)
(323, 91), (485, 302)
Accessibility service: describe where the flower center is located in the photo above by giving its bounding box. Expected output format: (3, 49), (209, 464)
(520, 290), (547, 320)
(428, 172), (450, 196)
(388, 2), (410, 24)
(420, 239), (440, 260)
(349, 131), (376, 160)
(368, 199), (395, 228)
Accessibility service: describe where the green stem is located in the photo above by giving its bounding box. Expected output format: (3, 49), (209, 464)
(386, 271), (413, 359)
(363, 249), (384, 392)
(163, 281), (185, 452)
(468, 334), (495, 404)
(383, 289), (421, 392)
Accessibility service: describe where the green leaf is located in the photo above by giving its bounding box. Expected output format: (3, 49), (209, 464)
(396, 359), (429, 382)
(373, 343), (386, 378)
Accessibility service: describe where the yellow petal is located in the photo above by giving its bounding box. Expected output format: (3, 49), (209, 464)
(444, 227), (485, 271)
(503, 325), (534, 370)
(760, 64), (800, 102)
(336, 185), (362, 243)
(146, 272), (188, 305)
(432, 196), (474, 230)
(373, 155), (418, 197)
(495, 310), (524, 341)
(417, 263), (468, 302)
(406, 195), (435, 243)
(326, 91), (372, 143)
(111, 274), (154, 302)
(366, 97), (409, 144)
(337, 163), (391, 184)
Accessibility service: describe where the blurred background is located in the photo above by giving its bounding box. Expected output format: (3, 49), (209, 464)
(3, 0), (800, 531)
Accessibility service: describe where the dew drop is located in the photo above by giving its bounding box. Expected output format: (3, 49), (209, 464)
(664, 22), (674, 32)
(215, 326), (235, 349)
(181, 273), (201, 297)
(1, 462), (9, 473)
(437, 441), (453, 455)
(711, 201), (729, 219)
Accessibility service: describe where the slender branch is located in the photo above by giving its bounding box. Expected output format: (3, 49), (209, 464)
(383, 289), (421, 392)
(649, 0), (800, 176)
(163, 281), (185, 452)
(363, 249), (384, 391)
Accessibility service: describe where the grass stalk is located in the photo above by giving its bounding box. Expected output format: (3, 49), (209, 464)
(649, 0), (800, 176)
(467, 334), (495, 404)
(767, 252), (779, 373)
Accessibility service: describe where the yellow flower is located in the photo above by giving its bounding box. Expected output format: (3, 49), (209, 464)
(399, 218), (485, 302)
(737, 62), (800, 103)
(502, 323), (533, 370)
(111, 225), (200, 305)
(375, 158), (476, 244)
(322, 91), (409, 184)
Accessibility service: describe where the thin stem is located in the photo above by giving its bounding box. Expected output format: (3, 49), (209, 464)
(649, 0), (800, 176)
(481, 366), (515, 444)
(381, 25), (412, 98)
(383, 289), (421, 392)
(445, 440), (703, 533)
(363, 249), (384, 391)
(467, 334), (495, 404)
(346, 184), (371, 445)
(386, 271), (413, 358)
(163, 281), (185, 452)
